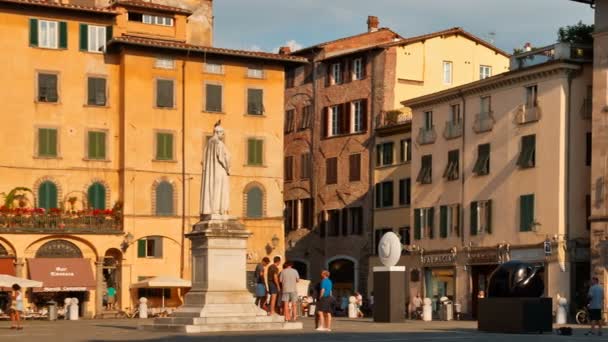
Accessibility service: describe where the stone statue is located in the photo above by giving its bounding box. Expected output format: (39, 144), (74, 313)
(378, 232), (402, 267)
(200, 121), (230, 219)
(487, 260), (544, 297)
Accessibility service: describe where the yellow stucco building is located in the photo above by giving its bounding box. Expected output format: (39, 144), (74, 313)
(0, 0), (304, 317)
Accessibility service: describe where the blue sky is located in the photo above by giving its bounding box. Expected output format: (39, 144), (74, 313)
(213, 0), (594, 53)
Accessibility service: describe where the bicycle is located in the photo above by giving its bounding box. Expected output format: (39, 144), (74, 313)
(116, 307), (139, 319)
(576, 307), (589, 325)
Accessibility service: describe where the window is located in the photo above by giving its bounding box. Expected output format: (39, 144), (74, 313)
(247, 138), (264, 165)
(38, 73), (58, 102)
(376, 142), (394, 167)
(300, 153), (311, 179)
(331, 63), (342, 85)
(327, 209), (341, 236)
(38, 181), (58, 210)
(374, 228), (393, 254)
(440, 204), (460, 238)
(247, 88), (264, 115)
(87, 182), (106, 210)
(470, 200), (492, 235)
(302, 198), (313, 229)
(443, 150), (459, 181)
(326, 157), (337, 185)
(84, 25), (107, 52)
(353, 58), (364, 80)
(285, 156), (294, 181)
(330, 105), (340, 136)
(142, 14), (173, 26)
(423, 111), (433, 130)
(285, 200), (298, 231)
(155, 181), (174, 216)
(285, 68), (295, 88)
(156, 79), (174, 108)
(87, 131), (106, 160)
(417, 155), (432, 184)
(480, 96), (491, 114)
(155, 132), (174, 161)
(519, 194), (535, 232)
(284, 109), (295, 133)
(38, 128), (58, 157)
(473, 144), (490, 176)
(517, 134), (536, 168)
(414, 207), (434, 240)
(587, 132), (592, 166)
(375, 181), (394, 208)
(399, 227), (411, 247)
(87, 77), (106, 106)
(246, 186), (264, 218)
(399, 178), (411, 206)
(30, 19), (66, 49)
(247, 66), (264, 79)
(137, 237), (163, 258)
(442, 61), (452, 84)
(479, 65), (492, 79)
(300, 105), (312, 130)
(205, 62), (223, 74)
(154, 56), (174, 69)
(449, 104), (461, 123)
(586, 194), (591, 231)
(349, 153), (361, 182)
(348, 207), (363, 235)
(400, 139), (411, 163)
(205, 84), (222, 112)
(352, 100), (363, 133)
(525, 85), (538, 108)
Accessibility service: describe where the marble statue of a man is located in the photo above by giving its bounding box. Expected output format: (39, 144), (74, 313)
(200, 123), (230, 218)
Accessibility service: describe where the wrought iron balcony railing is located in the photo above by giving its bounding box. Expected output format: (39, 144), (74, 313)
(0, 209), (122, 234)
(473, 112), (495, 133)
(417, 126), (437, 145)
(443, 120), (463, 140)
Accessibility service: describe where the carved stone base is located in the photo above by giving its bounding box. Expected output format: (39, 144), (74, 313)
(141, 219), (302, 333)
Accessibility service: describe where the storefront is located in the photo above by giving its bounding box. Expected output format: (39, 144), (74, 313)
(466, 247), (502, 319)
(421, 250), (457, 313)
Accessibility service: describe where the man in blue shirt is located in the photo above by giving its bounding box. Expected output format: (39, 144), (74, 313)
(586, 277), (605, 336)
(316, 270), (333, 332)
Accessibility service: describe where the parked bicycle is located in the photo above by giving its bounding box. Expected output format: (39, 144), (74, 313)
(576, 307), (589, 325)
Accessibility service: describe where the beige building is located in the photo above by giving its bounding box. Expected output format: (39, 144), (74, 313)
(0, 0), (304, 317)
(400, 43), (592, 317)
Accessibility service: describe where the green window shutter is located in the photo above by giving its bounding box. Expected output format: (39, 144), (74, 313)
(247, 187), (263, 217)
(155, 182), (174, 216)
(87, 78), (106, 106)
(156, 80), (174, 108)
(414, 209), (421, 240)
(156, 134), (164, 159)
(87, 183), (106, 210)
(106, 25), (113, 41)
(470, 201), (478, 236)
(39, 128), (57, 157)
(137, 239), (146, 258)
(156, 133), (173, 160)
(520, 195), (534, 232)
(206, 84), (222, 112)
(29, 18), (39, 47)
(428, 207), (435, 239)
(87, 131), (96, 158)
(247, 89), (263, 115)
(79, 24), (88, 51)
(486, 200), (493, 234)
(59, 21), (68, 49)
(88, 131), (106, 159)
(38, 181), (58, 210)
(440, 205), (448, 238)
(165, 134), (173, 160)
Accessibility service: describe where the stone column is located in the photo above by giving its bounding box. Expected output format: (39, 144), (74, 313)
(296, 200), (303, 230)
(14, 258), (24, 278)
(95, 257), (104, 317)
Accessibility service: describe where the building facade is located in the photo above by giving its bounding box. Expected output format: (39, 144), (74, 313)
(0, 0), (304, 317)
(284, 17), (510, 294)
(402, 44), (592, 316)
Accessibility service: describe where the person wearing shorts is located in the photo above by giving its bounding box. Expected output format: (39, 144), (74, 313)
(280, 261), (300, 321)
(106, 286), (116, 310)
(255, 257), (270, 310)
(586, 277), (605, 336)
(267, 256), (281, 316)
(316, 270), (333, 332)
(10, 284), (23, 330)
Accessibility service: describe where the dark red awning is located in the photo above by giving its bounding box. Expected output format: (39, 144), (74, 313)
(0, 258), (15, 276)
(27, 258), (96, 292)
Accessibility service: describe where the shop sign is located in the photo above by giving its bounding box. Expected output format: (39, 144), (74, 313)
(422, 253), (455, 266)
(42, 287), (87, 292)
(510, 248), (545, 262)
(468, 250), (499, 265)
(49, 267), (75, 277)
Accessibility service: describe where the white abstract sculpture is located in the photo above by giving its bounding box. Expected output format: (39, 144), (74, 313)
(378, 232), (402, 267)
(139, 297), (148, 319)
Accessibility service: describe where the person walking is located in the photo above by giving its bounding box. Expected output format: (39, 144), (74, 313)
(586, 277), (605, 336)
(255, 257), (270, 310)
(412, 293), (423, 319)
(106, 285), (116, 310)
(316, 270), (333, 332)
(280, 261), (300, 321)
(9, 284), (23, 330)
(267, 256), (281, 316)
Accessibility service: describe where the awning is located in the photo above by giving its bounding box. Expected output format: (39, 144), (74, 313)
(27, 258), (96, 292)
(0, 274), (42, 288)
(0, 258), (15, 276)
(130, 276), (191, 289)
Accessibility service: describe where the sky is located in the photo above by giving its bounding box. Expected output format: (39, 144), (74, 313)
(212, 0), (594, 54)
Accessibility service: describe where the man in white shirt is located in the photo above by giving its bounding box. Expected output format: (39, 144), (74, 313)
(279, 261), (299, 322)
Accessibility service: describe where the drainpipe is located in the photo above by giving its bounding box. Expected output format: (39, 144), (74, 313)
(180, 48), (191, 279)
(564, 69), (576, 267)
(458, 90), (467, 248)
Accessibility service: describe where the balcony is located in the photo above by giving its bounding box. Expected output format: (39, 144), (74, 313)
(0, 207), (123, 234)
(581, 98), (592, 120)
(514, 105), (541, 125)
(376, 110), (411, 129)
(417, 126), (437, 145)
(473, 112), (494, 133)
(443, 120), (463, 140)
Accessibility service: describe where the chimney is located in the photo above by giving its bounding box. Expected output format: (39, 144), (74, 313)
(278, 46), (291, 55)
(367, 16), (379, 32)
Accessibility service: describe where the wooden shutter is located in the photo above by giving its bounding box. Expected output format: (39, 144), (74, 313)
(326, 158), (337, 184)
(341, 209), (349, 236)
(156, 182), (174, 216)
(137, 240), (146, 258)
(361, 55), (367, 79)
(247, 187), (263, 217)
(349, 153), (360, 182)
(343, 59), (351, 83)
(59, 21), (68, 49)
(285, 156), (293, 181)
(486, 200), (493, 234)
(360, 99), (368, 131)
(206, 84), (222, 112)
(414, 209), (421, 240)
(428, 207), (435, 239)
(39, 181), (58, 210)
(79, 24), (88, 51)
(88, 183), (106, 210)
(256, 140), (263, 165)
(322, 107), (328, 138)
(470, 201), (478, 236)
(157, 80), (174, 108)
(247, 139), (255, 165)
(29, 18), (38, 47)
(440, 206), (448, 238)
(39, 128), (58, 156)
(520, 195), (534, 232)
(106, 25), (113, 41)
(325, 63), (331, 87)
(342, 103), (351, 134)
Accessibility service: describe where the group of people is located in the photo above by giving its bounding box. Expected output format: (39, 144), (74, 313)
(255, 257), (301, 321)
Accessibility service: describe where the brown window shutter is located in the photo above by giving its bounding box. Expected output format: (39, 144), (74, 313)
(361, 56), (367, 78)
(325, 64), (331, 87)
(339, 103), (348, 134)
(361, 99), (368, 131)
(322, 107), (328, 138)
(343, 59), (351, 83)
(345, 102), (352, 134)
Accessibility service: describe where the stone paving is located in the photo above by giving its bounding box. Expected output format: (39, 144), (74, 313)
(0, 317), (606, 342)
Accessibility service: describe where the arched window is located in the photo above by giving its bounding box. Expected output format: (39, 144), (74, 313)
(88, 182), (106, 210)
(155, 181), (174, 216)
(246, 186), (263, 218)
(38, 181), (58, 210)
(36, 239), (83, 258)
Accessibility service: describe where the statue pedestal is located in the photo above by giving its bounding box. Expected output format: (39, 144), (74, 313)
(373, 266), (405, 323)
(141, 219), (302, 333)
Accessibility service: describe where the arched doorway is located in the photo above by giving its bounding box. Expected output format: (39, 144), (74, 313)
(103, 249), (122, 311)
(292, 260), (308, 280)
(328, 257), (356, 296)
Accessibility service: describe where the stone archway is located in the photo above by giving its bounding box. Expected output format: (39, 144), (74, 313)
(36, 239), (83, 258)
(103, 248), (122, 311)
(327, 256), (357, 296)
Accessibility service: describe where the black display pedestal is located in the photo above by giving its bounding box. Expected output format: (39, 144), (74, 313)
(478, 297), (552, 334)
(373, 267), (405, 323)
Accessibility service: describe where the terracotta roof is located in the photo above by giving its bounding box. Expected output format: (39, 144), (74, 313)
(0, 0), (117, 14)
(384, 27), (510, 57)
(293, 28), (404, 54)
(107, 35), (309, 64)
(111, 0), (193, 15)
